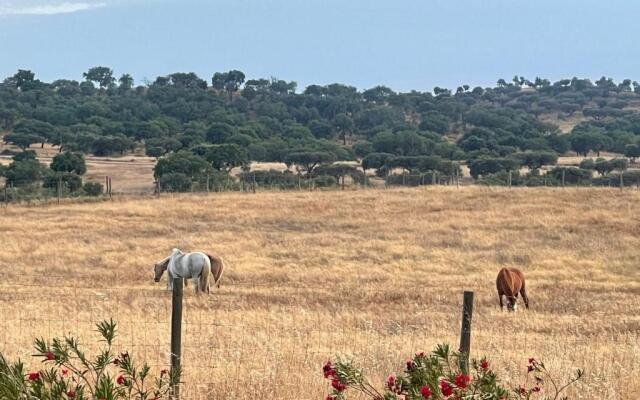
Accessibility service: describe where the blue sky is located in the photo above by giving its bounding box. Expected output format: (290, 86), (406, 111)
(0, 0), (639, 92)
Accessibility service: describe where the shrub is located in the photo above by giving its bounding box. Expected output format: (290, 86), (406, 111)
(0, 320), (178, 400)
(194, 170), (239, 191)
(548, 167), (592, 185)
(83, 182), (104, 196)
(159, 172), (192, 192)
(238, 169), (300, 189)
(323, 344), (582, 400)
(313, 175), (337, 187)
(43, 172), (83, 192)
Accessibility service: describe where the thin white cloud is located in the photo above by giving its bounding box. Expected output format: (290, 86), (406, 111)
(0, 1), (107, 15)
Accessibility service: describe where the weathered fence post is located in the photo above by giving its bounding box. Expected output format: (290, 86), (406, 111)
(620, 173), (624, 191)
(458, 291), (474, 374)
(108, 176), (112, 199)
(156, 180), (161, 199)
(206, 174), (210, 194)
(57, 177), (62, 204)
(170, 277), (183, 399)
(508, 171), (512, 188)
(561, 169), (566, 188)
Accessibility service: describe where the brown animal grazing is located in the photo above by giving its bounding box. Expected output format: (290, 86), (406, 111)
(496, 267), (529, 311)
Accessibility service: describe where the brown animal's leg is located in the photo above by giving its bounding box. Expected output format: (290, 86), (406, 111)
(521, 285), (529, 309)
(498, 292), (504, 310)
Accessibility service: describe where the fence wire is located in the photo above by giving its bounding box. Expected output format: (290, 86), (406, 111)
(1, 280), (638, 399)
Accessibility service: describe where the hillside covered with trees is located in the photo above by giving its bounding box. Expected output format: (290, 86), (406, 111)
(3, 68), (640, 192)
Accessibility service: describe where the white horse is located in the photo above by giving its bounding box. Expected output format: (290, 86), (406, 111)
(153, 248), (211, 294)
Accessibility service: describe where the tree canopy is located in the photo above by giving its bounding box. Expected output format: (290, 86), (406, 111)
(4, 69), (640, 185)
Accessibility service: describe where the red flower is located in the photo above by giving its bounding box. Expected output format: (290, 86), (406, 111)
(386, 375), (396, 390)
(519, 386), (527, 395)
(60, 368), (69, 376)
(45, 352), (55, 361)
(532, 387), (541, 393)
(406, 360), (416, 371)
(480, 360), (489, 370)
(28, 372), (41, 381)
(420, 385), (432, 398)
(116, 375), (126, 385)
(161, 369), (168, 377)
(331, 379), (347, 392)
(415, 352), (425, 358)
(113, 357), (120, 366)
(326, 396), (337, 400)
(440, 380), (453, 397)
(528, 358), (536, 364)
(66, 390), (76, 398)
(454, 374), (471, 389)
(323, 361), (335, 378)
(527, 365), (534, 373)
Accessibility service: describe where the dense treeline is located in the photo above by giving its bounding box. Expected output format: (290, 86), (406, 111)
(3, 68), (640, 191)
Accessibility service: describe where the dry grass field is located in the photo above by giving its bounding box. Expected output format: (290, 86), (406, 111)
(0, 187), (639, 399)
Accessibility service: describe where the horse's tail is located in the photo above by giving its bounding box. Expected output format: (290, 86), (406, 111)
(199, 256), (211, 294)
(214, 256), (226, 288)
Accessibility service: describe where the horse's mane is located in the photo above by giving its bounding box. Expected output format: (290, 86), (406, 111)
(156, 255), (171, 270)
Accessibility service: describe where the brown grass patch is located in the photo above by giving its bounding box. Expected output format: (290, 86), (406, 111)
(0, 187), (639, 399)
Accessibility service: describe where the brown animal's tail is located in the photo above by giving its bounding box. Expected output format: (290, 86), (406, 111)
(206, 253), (226, 288)
(199, 257), (211, 294)
(214, 256), (225, 288)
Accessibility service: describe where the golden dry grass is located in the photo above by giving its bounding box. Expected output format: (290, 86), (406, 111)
(0, 187), (639, 399)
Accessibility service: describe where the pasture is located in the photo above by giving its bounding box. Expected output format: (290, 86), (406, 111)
(0, 187), (638, 399)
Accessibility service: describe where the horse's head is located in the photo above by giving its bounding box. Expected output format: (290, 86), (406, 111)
(505, 295), (518, 311)
(153, 263), (166, 282)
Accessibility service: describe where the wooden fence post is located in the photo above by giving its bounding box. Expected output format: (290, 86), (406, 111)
(57, 178), (62, 204)
(620, 173), (624, 191)
(508, 171), (512, 189)
(108, 176), (112, 199)
(206, 174), (210, 194)
(458, 291), (474, 374)
(156, 180), (161, 199)
(170, 277), (183, 399)
(561, 169), (566, 188)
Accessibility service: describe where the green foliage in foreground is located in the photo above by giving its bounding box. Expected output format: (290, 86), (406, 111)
(0, 320), (178, 400)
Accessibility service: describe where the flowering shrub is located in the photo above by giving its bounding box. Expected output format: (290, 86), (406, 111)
(0, 320), (179, 400)
(323, 344), (583, 400)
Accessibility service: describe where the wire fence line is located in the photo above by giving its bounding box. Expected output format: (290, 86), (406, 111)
(1, 280), (638, 398)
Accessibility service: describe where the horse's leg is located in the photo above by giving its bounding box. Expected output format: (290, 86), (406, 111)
(192, 277), (200, 294)
(521, 284), (529, 309)
(498, 290), (504, 310)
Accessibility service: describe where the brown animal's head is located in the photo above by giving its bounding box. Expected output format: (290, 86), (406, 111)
(153, 263), (166, 282)
(504, 295), (518, 311)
